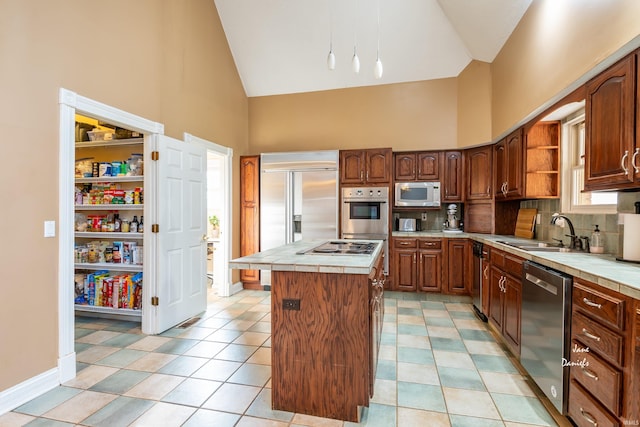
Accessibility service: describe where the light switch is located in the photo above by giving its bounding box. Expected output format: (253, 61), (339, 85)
(536, 214), (541, 225)
(44, 220), (56, 237)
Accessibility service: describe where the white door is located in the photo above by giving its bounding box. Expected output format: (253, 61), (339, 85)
(152, 134), (207, 333)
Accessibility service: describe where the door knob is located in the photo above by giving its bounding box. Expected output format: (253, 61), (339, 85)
(202, 234), (208, 241)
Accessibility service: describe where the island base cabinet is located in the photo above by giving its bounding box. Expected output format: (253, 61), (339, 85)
(271, 270), (371, 422)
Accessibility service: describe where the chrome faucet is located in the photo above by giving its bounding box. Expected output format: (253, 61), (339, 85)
(550, 213), (581, 250)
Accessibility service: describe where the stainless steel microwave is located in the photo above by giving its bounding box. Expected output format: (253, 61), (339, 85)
(394, 182), (441, 207)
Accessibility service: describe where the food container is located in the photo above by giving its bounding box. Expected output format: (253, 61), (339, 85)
(87, 130), (114, 141)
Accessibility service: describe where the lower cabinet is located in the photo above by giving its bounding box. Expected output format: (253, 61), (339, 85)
(487, 248), (522, 356)
(446, 239), (470, 294)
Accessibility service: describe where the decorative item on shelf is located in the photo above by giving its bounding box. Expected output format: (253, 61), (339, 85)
(209, 215), (220, 238)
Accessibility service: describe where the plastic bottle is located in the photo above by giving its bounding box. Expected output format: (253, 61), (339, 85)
(590, 224), (604, 254)
(130, 216), (139, 233)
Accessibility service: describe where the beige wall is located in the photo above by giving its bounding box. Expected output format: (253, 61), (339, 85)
(248, 79), (459, 153)
(457, 60), (492, 147)
(491, 0), (640, 138)
(0, 0), (248, 392)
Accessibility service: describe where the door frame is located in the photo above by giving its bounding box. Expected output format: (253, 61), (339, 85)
(58, 88), (164, 382)
(184, 133), (235, 297)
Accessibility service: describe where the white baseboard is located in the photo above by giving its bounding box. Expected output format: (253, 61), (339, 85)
(0, 368), (59, 415)
(58, 352), (76, 383)
(230, 281), (244, 295)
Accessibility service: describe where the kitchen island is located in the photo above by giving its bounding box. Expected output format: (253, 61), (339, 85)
(229, 240), (385, 422)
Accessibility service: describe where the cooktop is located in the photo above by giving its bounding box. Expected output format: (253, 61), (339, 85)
(297, 240), (377, 256)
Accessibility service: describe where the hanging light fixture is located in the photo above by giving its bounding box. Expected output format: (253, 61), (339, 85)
(327, 0), (336, 70)
(351, 0), (360, 73)
(374, 0), (383, 79)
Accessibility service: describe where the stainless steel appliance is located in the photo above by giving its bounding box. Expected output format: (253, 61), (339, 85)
(260, 151), (339, 285)
(398, 218), (416, 232)
(341, 187), (389, 275)
(443, 203), (462, 233)
(394, 181), (441, 207)
(471, 241), (487, 322)
(297, 240), (377, 256)
(521, 261), (573, 414)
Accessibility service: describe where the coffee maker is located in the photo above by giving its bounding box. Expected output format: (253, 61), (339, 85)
(443, 203), (462, 233)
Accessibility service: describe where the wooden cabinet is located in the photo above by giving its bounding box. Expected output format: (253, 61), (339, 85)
(417, 239), (443, 292)
(391, 238), (442, 293)
(393, 151), (441, 181)
(525, 121), (560, 198)
(442, 151), (464, 202)
(465, 145), (493, 201)
(568, 278), (636, 426)
(445, 239), (469, 294)
(495, 128), (524, 200)
(585, 53), (637, 191)
(487, 248), (522, 355)
(340, 148), (392, 185)
(369, 254), (384, 397)
(240, 156), (260, 288)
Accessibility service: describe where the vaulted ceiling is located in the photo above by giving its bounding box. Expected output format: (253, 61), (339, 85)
(214, 0), (533, 97)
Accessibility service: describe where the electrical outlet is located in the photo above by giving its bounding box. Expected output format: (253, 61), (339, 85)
(536, 214), (541, 225)
(282, 299), (300, 311)
(421, 213), (428, 221)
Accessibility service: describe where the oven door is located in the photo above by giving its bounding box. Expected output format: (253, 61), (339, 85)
(341, 201), (388, 235)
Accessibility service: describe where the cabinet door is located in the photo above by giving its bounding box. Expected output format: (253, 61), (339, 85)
(394, 153), (416, 181)
(240, 156), (260, 285)
(488, 267), (504, 330)
(417, 152), (441, 181)
(366, 149), (392, 184)
(505, 128), (524, 199)
(340, 150), (365, 184)
(446, 239), (469, 294)
(417, 250), (442, 292)
(393, 250), (417, 291)
(466, 146), (492, 200)
(585, 54), (636, 190)
(494, 140), (507, 199)
(503, 275), (521, 355)
(443, 151), (463, 202)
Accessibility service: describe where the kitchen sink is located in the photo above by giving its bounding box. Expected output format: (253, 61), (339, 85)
(495, 240), (576, 253)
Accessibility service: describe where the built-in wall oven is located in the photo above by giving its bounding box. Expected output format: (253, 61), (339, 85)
(341, 187), (389, 275)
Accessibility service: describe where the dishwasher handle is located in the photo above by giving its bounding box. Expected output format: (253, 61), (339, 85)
(524, 272), (558, 296)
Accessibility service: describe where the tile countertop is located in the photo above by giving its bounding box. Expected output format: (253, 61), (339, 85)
(392, 231), (640, 299)
(228, 239), (384, 275)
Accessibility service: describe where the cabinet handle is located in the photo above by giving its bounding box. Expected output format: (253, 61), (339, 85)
(483, 265), (488, 280)
(399, 242), (411, 246)
(582, 297), (602, 310)
(360, 170), (364, 181)
(579, 407), (598, 426)
(366, 170), (369, 181)
(581, 328), (601, 342)
(486, 186), (490, 195)
(621, 150), (629, 175)
(632, 147), (639, 173)
(581, 366), (599, 381)
(413, 254), (416, 264)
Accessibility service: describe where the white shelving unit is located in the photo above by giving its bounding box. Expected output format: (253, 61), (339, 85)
(74, 126), (145, 319)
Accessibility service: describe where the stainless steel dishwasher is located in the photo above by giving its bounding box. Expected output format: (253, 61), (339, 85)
(520, 261), (572, 415)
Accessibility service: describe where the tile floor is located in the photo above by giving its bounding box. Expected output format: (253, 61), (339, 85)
(1, 290), (560, 426)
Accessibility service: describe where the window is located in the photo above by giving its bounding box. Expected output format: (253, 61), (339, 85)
(561, 108), (617, 213)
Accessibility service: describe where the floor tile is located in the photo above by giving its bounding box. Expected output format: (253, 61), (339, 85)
(154, 338), (199, 355)
(236, 416), (290, 427)
(192, 358), (242, 381)
(437, 366), (485, 391)
(201, 382), (261, 413)
(14, 386), (82, 416)
(101, 333), (144, 348)
(427, 326), (462, 339)
(423, 309), (452, 318)
(221, 319), (257, 331)
(292, 412), (345, 426)
(397, 382), (446, 412)
(491, 393), (557, 426)
(214, 343), (258, 362)
(0, 412), (36, 426)
(129, 401), (196, 426)
(183, 340), (228, 358)
(76, 330), (122, 345)
(459, 328), (495, 341)
(370, 379), (397, 406)
(182, 408), (241, 427)
(205, 328), (245, 342)
(471, 354), (519, 374)
(433, 350), (474, 369)
(398, 307), (423, 316)
(157, 355), (209, 376)
(248, 321), (272, 333)
(63, 365), (119, 389)
(425, 316), (456, 327)
(76, 345), (120, 364)
(429, 337), (467, 352)
(397, 362), (440, 386)
(442, 387), (501, 419)
(396, 334), (430, 349)
(246, 346), (272, 365)
(397, 314), (426, 325)
(420, 301), (447, 310)
(227, 362), (271, 386)
(479, 372), (536, 396)
(398, 407), (451, 427)
(125, 335), (172, 352)
(197, 317), (232, 329)
(375, 359), (396, 380)
(125, 351), (177, 371)
(94, 348), (147, 368)
(464, 340), (507, 356)
(397, 324), (428, 336)
(233, 331), (270, 346)
(449, 414), (506, 427)
(22, 418), (73, 427)
(80, 396), (154, 427)
(89, 369), (150, 394)
(352, 403), (397, 427)
(123, 373), (184, 400)
(42, 390), (117, 424)
(245, 388), (294, 422)
(161, 377), (222, 407)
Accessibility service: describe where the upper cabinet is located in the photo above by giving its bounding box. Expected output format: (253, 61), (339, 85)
(495, 128), (524, 200)
(525, 121), (560, 198)
(584, 53), (637, 191)
(393, 151), (442, 181)
(442, 151), (463, 202)
(465, 145), (493, 201)
(340, 148), (392, 185)
(240, 155), (260, 288)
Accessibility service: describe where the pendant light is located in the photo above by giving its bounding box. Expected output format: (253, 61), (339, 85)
(352, 0), (360, 73)
(327, 1), (336, 70)
(374, 0), (383, 79)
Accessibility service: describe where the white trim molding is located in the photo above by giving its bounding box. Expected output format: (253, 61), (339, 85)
(0, 369), (58, 415)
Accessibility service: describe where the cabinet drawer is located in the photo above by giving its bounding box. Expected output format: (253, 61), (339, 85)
(570, 340), (622, 415)
(394, 239), (417, 249)
(418, 239), (441, 250)
(573, 281), (625, 331)
(573, 311), (624, 366)
(491, 248), (505, 269)
(503, 254), (523, 278)
(568, 380), (619, 427)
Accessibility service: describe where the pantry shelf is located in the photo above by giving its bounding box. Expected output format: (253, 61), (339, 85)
(75, 263), (143, 273)
(75, 138), (144, 148)
(75, 176), (144, 184)
(75, 232), (143, 239)
(74, 305), (142, 318)
(75, 204), (144, 211)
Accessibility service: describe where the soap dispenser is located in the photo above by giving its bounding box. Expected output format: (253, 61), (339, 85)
(590, 224), (604, 254)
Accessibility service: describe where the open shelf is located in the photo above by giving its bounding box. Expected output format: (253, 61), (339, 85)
(75, 204), (143, 210)
(75, 176), (144, 184)
(75, 232), (143, 239)
(74, 304), (142, 318)
(75, 138), (144, 148)
(75, 263), (143, 272)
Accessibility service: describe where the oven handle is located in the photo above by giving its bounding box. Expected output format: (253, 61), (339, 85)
(343, 200), (388, 204)
(524, 272), (558, 296)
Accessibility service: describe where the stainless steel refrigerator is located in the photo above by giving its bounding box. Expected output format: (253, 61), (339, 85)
(260, 151), (339, 286)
